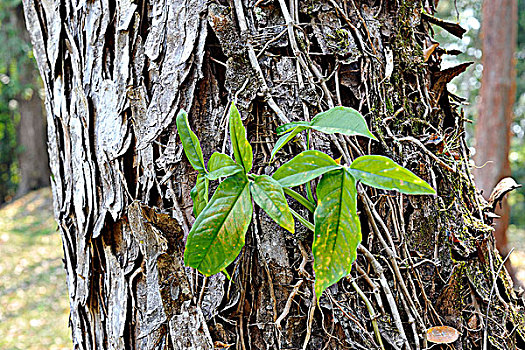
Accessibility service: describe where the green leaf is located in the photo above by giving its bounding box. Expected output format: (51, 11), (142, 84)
(176, 110), (206, 173)
(270, 125), (309, 162)
(276, 121), (311, 136)
(250, 175), (294, 233)
(349, 155), (436, 195)
(313, 169), (361, 300)
(309, 106), (377, 140)
(190, 173), (209, 217)
(184, 174), (253, 276)
(273, 150), (341, 187)
(206, 152), (244, 180)
(229, 103), (253, 173)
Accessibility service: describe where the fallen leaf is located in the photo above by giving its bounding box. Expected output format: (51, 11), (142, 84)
(426, 325), (460, 344)
(422, 13), (467, 38)
(468, 314), (478, 329)
(431, 62), (473, 102)
(423, 43), (439, 62)
(488, 177), (522, 211)
(214, 341), (235, 349)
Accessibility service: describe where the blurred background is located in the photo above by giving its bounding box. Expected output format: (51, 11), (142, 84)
(0, 0), (522, 348)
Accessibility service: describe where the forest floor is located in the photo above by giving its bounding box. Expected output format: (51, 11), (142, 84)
(0, 187), (523, 349)
(0, 187), (71, 350)
(509, 226), (525, 285)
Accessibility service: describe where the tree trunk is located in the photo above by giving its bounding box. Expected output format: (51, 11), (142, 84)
(12, 5), (50, 197)
(22, 0), (525, 349)
(473, 0), (517, 274)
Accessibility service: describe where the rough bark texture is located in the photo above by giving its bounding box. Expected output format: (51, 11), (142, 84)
(23, 0), (525, 349)
(473, 0), (517, 263)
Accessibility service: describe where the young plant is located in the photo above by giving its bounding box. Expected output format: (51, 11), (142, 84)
(176, 104), (294, 277)
(177, 103), (436, 299)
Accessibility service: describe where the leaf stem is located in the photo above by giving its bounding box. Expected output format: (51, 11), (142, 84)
(306, 182), (315, 204)
(290, 208), (314, 232)
(306, 129), (311, 150)
(306, 129), (315, 203)
(284, 188), (315, 213)
(305, 129), (315, 204)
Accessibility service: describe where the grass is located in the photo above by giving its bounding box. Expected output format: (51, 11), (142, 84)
(508, 225), (525, 286)
(0, 187), (71, 350)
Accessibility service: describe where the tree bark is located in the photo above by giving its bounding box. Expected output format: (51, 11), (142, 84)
(22, 0), (525, 349)
(473, 0), (517, 269)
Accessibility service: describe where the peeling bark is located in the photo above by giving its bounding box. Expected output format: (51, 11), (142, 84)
(23, 0), (525, 349)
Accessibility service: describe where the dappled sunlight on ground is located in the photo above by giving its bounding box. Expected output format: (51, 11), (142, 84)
(508, 226), (525, 287)
(0, 188), (71, 350)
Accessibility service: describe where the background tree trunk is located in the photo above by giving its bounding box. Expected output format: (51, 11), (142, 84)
(22, 0), (525, 349)
(0, 4), (49, 200)
(473, 0), (517, 272)
(15, 85), (49, 197)
(12, 4), (49, 197)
